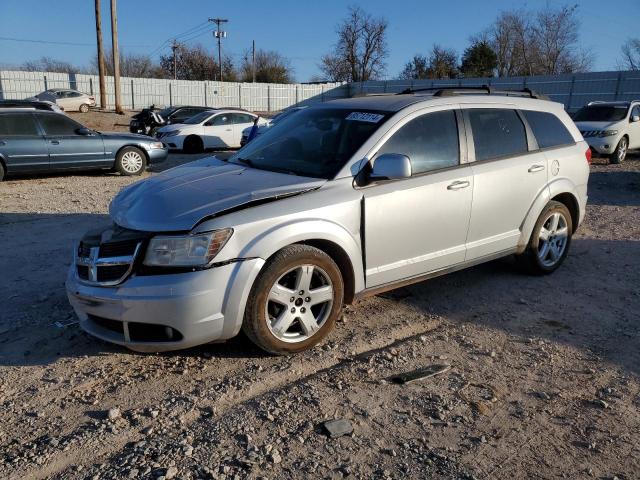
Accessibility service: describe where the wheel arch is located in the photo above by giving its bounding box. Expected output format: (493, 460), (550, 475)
(550, 192), (579, 234)
(115, 144), (149, 167)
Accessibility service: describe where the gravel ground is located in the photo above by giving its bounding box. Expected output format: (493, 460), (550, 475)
(0, 149), (639, 480)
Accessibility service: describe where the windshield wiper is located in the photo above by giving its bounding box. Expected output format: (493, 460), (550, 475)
(234, 157), (254, 167)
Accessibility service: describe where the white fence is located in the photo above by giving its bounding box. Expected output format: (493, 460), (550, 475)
(350, 70), (640, 112)
(0, 70), (349, 112)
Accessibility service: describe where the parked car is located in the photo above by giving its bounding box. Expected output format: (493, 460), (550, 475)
(0, 109), (167, 181)
(0, 99), (64, 113)
(156, 109), (267, 152)
(129, 105), (216, 135)
(67, 87), (589, 354)
(240, 106), (307, 147)
(573, 100), (640, 163)
(28, 88), (95, 112)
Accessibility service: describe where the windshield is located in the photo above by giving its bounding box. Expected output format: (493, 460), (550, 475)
(158, 107), (176, 118)
(229, 107), (389, 179)
(271, 107), (303, 125)
(574, 105), (628, 122)
(183, 111), (214, 125)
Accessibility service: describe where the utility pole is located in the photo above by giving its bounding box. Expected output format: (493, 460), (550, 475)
(94, 0), (107, 109)
(252, 39), (256, 83)
(208, 18), (228, 81)
(110, 0), (123, 113)
(171, 40), (178, 80)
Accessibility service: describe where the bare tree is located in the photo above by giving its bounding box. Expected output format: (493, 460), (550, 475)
(320, 6), (388, 82)
(22, 57), (78, 74)
(240, 49), (293, 83)
(159, 43), (236, 81)
(619, 38), (640, 70)
(427, 45), (458, 79)
(399, 55), (429, 80)
(95, 50), (163, 78)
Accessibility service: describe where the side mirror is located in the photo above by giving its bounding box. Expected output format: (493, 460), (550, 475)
(370, 153), (412, 181)
(631, 115), (640, 123)
(76, 127), (93, 136)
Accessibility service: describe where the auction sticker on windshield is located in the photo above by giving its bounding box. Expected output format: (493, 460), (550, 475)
(346, 112), (385, 123)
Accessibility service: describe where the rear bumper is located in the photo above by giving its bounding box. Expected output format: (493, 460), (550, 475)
(66, 258), (264, 352)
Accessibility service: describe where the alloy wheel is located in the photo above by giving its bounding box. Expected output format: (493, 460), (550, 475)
(265, 264), (334, 343)
(618, 138), (628, 162)
(121, 151), (143, 173)
(537, 212), (569, 267)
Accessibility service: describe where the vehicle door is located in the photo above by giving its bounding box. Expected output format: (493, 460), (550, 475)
(463, 107), (550, 260)
(0, 112), (49, 173)
(628, 104), (640, 149)
(53, 90), (72, 111)
(203, 113), (234, 148)
(36, 113), (106, 170)
(65, 91), (84, 111)
(362, 107), (474, 288)
(230, 113), (257, 148)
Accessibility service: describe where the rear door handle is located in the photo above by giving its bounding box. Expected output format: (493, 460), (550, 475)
(528, 164), (545, 173)
(225, 129), (232, 132)
(50, 140), (60, 145)
(447, 180), (470, 190)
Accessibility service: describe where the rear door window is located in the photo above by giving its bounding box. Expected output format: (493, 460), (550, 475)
(0, 113), (39, 136)
(37, 114), (83, 136)
(376, 110), (460, 175)
(467, 109), (528, 161)
(231, 113), (256, 124)
(522, 110), (574, 149)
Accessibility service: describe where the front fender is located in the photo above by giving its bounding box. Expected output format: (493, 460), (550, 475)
(239, 218), (365, 294)
(518, 177), (580, 252)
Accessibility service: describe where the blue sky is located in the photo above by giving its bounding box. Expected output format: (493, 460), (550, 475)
(1, 0), (638, 81)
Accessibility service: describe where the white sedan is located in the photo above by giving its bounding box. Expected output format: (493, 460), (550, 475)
(29, 89), (96, 112)
(156, 110), (267, 152)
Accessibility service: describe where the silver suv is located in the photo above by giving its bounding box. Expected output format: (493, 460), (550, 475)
(66, 87), (590, 354)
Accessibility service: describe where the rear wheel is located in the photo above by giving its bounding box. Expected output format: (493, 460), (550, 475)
(183, 135), (203, 154)
(609, 136), (628, 164)
(79, 103), (89, 113)
(517, 201), (573, 275)
(115, 147), (145, 176)
(242, 245), (344, 355)
(0, 162), (5, 181)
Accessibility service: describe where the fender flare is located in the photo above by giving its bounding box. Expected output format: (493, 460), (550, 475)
(518, 178), (580, 252)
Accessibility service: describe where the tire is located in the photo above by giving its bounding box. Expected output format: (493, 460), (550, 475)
(115, 146), (146, 176)
(79, 103), (89, 113)
(609, 136), (628, 164)
(183, 135), (203, 154)
(0, 162), (5, 182)
(517, 200), (573, 275)
(242, 245), (344, 355)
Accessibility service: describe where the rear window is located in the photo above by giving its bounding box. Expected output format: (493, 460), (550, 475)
(522, 110), (574, 149)
(468, 109), (528, 161)
(0, 113), (39, 136)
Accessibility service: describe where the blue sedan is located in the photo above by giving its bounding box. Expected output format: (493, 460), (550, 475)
(0, 109), (168, 181)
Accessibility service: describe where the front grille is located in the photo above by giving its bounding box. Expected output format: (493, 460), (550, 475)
(87, 315), (183, 343)
(76, 228), (146, 286)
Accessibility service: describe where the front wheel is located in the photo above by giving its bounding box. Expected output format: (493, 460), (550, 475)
(183, 135), (203, 154)
(609, 136), (628, 164)
(517, 201), (573, 275)
(79, 103), (89, 113)
(115, 147), (146, 176)
(242, 245), (344, 355)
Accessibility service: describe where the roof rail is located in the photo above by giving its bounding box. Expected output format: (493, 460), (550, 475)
(396, 84), (549, 100)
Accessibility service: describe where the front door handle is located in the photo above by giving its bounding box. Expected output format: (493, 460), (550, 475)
(528, 164), (545, 173)
(447, 180), (471, 190)
(225, 128), (232, 132)
(50, 140), (60, 145)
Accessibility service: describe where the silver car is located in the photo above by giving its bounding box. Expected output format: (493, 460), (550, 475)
(66, 88), (590, 354)
(30, 88), (96, 112)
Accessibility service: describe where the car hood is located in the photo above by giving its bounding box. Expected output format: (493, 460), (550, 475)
(110, 157), (325, 232)
(574, 121), (620, 130)
(100, 131), (157, 142)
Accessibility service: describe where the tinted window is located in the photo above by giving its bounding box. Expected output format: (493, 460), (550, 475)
(211, 114), (231, 126)
(522, 110), (574, 149)
(0, 113), (39, 136)
(377, 110), (459, 175)
(573, 105), (628, 122)
(184, 111), (213, 124)
(38, 113), (83, 135)
(468, 109), (528, 161)
(231, 113), (255, 124)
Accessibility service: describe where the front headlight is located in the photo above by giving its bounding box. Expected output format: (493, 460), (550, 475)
(143, 229), (233, 267)
(146, 141), (164, 149)
(598, 130), (618, 137)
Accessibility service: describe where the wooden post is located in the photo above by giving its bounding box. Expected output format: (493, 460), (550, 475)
(94, 0), (107, 109)
(130, 79), (134, 110)
(110, 0), (123, 113)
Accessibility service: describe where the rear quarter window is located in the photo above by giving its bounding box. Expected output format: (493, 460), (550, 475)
(0, 113), (39, 136)
(522, 110), (575, 149)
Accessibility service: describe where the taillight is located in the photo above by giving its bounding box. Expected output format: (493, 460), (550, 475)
(585, 147), (592, 165)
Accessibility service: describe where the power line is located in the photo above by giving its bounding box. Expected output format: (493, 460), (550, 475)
(0, 35), (150, 48)
(147, 21), (212, 57)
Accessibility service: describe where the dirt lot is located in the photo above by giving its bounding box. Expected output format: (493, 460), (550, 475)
(0, 143), (639, 479)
